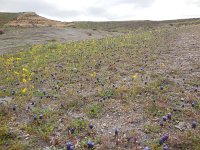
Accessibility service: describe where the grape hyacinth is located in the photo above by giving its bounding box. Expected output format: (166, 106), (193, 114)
(160, 121), (164, 127)
(167, 113), (171, 120)
(69, 146), (74, 150)
(192, 101), (195, 107)
(192, 121), (197, 129)
(114, 128), (119, 136)
(33, 114), (37, 120)
(89, 123), (94, 129)
(70, 128), (75, 134)
(159, 134), (169, 145)
(162, 116), (167, 122)
(159, 138), (164, 145)
(66, 141), (72, 150)
(13, 104), (16, 111)
(39, 114), (43, 119)
(162, 134), (169, 141)
(164, 144), (168, 150)
(144, 146), (150, 150)
(87, 140), (94, 149)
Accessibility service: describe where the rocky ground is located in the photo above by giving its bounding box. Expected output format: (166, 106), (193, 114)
(0, 27), (120, 54)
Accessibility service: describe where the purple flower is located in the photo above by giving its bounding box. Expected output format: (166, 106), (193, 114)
(33, 114), (37, 120)
(164, 144), (168, 150)
(162, 134), (169, 141)
(13, 104), (16, 111)
(159, 138), (164, 145)
(114, 128), (119, 136)
(69, 146), (74, 150)
(127, 137), (132, 142)
(167, 113), (171, 120)
(162, 116), (167, 122)
(39, 114), (43, 119)
(192, 102), (195, 107)
(87, 140), (94, 149)
(160, 121), (164, 127)
(89, 123), (94, 129)
(192, 121), (197, 129)
(70, 128), (75, 134)
(66, 141), (72, 150)
(144, 146), (150, 150)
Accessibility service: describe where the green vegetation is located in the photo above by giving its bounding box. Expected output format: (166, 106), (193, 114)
(74, 18), (200, 32)
(0, 12), (20, 27)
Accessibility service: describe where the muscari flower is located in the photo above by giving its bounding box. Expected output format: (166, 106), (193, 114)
(160, 121), (164, 127)
(39, 114), (43, 119)
(163, 144), (168, 150)
(114, 128), (119, 136)
(162, 116), (167, 122)
(66, 141), (72, 150)
(70, 128), (75, 134)
(159, 138), (164, 145)
(69, 146), (74, 150)
(33, 114), (37, 120)
(87, 140), (94, 149)
(162, 134), (169, 141)
(13, 104), (16, 111)
(167, 113), (171, 120)
(144, 146), (150, 150)
(192, 101), (195, 107)
(192, 121), (197, 129)
(89, 123), (94, 129)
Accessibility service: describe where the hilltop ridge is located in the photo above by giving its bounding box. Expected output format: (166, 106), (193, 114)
(0, 12), (73, 28)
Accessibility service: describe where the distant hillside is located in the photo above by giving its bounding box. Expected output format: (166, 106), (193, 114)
(0, 12), (73, 28)
(0, 12), (20, 27)
(74, 18), (200, 32)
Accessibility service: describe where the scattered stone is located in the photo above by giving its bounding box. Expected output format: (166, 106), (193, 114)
(102, 123), (107, 128)
(0, 97), (12, 106)
(175, 122), (188, 131)
(0, 30), (4, 35)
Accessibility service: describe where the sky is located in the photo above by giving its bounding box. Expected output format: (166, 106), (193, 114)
(1, 0), (200, 21)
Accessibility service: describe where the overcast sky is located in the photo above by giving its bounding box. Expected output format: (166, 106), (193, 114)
(1, 0), (200, 21)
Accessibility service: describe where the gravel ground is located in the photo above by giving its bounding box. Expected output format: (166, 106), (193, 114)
(0, 27), (120, 54)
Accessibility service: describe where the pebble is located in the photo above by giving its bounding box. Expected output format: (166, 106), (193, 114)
(102, 123), (107, 128)
(175, 122), (188, 131)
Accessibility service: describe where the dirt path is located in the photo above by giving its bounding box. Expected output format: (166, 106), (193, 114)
(0, 27), (120, 54)
(151, 25), (200, 93)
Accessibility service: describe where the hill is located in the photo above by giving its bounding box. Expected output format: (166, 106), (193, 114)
(0, 12), (72, 28)
(0, 12), (20, 27)
(74, 18), (200, 32)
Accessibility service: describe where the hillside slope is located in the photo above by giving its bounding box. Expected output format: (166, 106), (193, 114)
(1, 12), (72, 28)
(0, 12), (20, 27)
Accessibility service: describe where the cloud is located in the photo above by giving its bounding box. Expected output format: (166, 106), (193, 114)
(0, 0), (200, 21)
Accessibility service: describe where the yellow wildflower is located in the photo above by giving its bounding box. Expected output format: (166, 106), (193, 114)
(22, 68), (29, 72)
(132, 73), (138, 79)
(14, 71), (19, 75)
(22, 78), (27, 83)
(90, 72), (96, 77)
(16, 58), (21, 61)
(22, 88), (27, 93)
